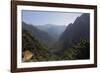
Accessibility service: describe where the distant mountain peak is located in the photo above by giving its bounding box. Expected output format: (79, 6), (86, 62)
(45, 24), (54, 26)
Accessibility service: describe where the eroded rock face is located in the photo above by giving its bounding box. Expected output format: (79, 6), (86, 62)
(22, 50), (33, 62)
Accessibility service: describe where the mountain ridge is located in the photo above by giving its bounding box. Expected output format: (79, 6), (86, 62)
(22, 22), (55, 48)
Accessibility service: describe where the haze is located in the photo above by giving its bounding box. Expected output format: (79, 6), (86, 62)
(22, 10), (82, 26)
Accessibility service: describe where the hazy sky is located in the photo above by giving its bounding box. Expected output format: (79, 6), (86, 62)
(22, 10), (82, 26)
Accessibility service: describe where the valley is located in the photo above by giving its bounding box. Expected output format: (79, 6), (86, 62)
(22, 13), (90, 62)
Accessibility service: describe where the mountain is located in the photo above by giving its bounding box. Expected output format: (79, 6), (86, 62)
(22, 13), (90, 61)
(53, 13), (90, 56)
(35, 24), (66, 40)
(22, 22), (55, 48)
(22, 29), (51, 62)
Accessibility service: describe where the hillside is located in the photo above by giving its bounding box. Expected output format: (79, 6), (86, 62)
(22, 29), (51, 62)
(52, 13), (90, 59)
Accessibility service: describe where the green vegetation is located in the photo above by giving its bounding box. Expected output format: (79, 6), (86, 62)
(61, 39), (90, 60)
(22, 29), (50, 62)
